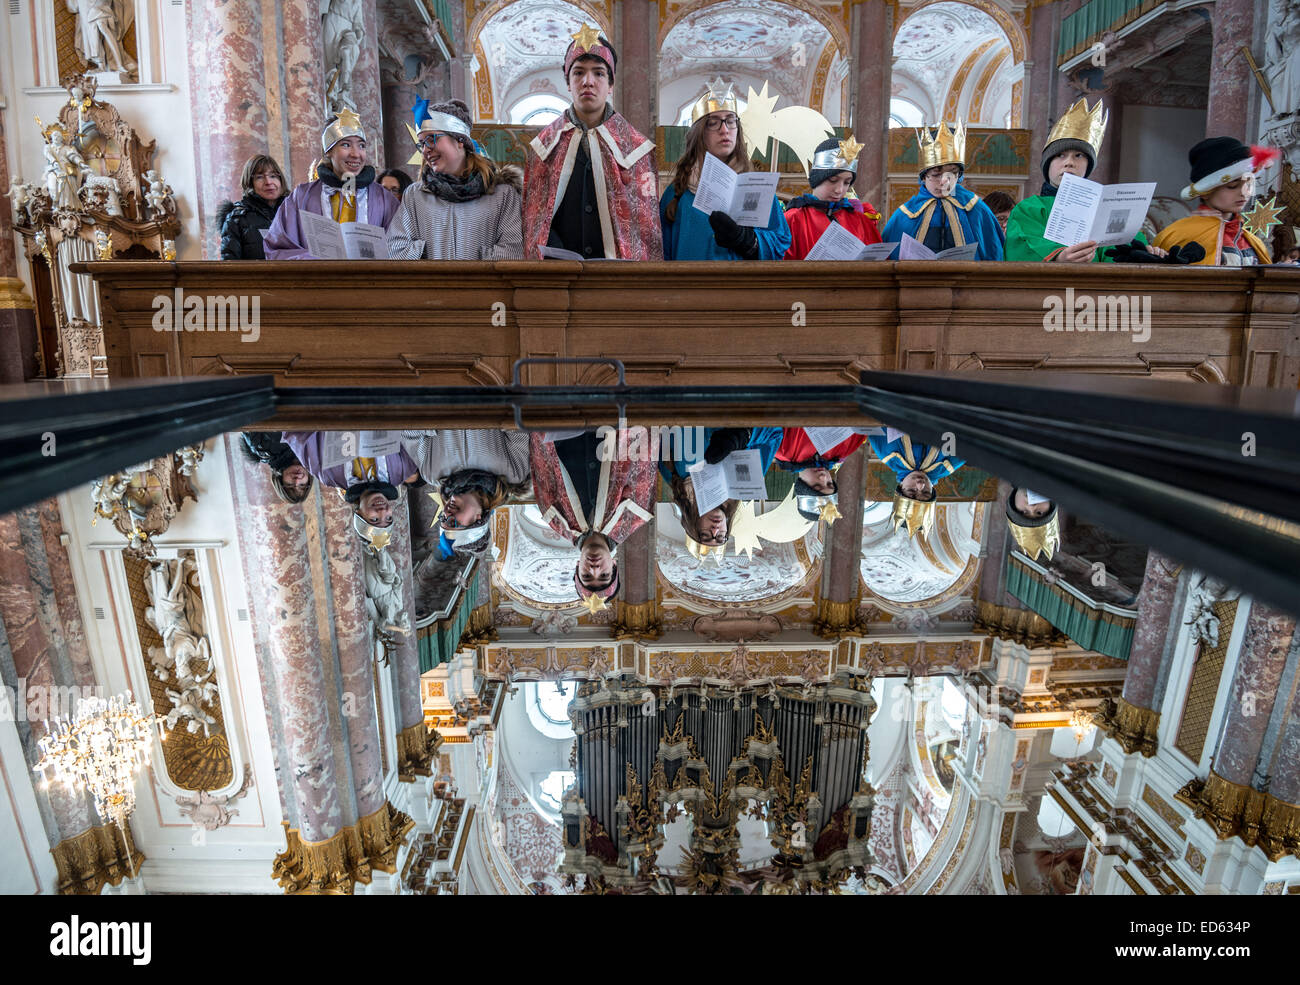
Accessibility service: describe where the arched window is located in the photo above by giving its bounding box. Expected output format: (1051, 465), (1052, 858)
(888, 97), (924, 129)
(524, 681), (575, 740)
(509, 93), (568, 126)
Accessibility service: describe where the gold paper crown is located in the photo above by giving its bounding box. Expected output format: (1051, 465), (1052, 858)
(685, 536), (727, 564)
(1045, 98), (1108, 156)
(891, 492), (937, 539)
(916, 121), (965, 171)
(1007, 512), (1059, 561)
(691, 79), (739, 125)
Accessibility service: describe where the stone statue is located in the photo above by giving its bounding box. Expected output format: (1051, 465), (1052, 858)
(163, 688), (218, 737)
(1266, 0), (1300, 121)
(1185, 574), (1237, 651)
(41, 127), (90, 211)
(322, 0), (364, 114)
(144, 557), (213, 687)
(66, 0), (137, 78)
(142, 169), (173, 218)
(82, 174), (123, 216)
(7, 179), (37, 225)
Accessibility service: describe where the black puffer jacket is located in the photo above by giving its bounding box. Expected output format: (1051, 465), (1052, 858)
(240, 432), (298, 473)
(217, 192), (282, 260)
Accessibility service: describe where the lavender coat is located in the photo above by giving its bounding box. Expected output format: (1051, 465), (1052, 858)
(262, 179), (400, 260)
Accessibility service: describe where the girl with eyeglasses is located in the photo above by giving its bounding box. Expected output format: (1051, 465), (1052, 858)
(388, 99), (523, 260)
(659, 84), (791, 261)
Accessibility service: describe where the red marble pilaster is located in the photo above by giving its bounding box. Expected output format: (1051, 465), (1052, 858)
(1119, 550), (1183, 710)
(1025, 1), (1060, 177)
(387, 494), (424, 732)
(850, 1), (890, 211)
(187, 1), (269, 259)
(322, 495), (386, 818)
(1214, 603), (1295, 787)
(282, 0), (328, 184)
(824, 445), (867, 604)
(353, 0), (386, 170)
(381, 77), (420, 175)
(227, 437), (343, 844)
(1270, 665), (1300, 806)
(1205, 0), (1255, 140)
(615, 0), (656, 140)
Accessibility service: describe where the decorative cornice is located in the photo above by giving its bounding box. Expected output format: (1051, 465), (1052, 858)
(973, 600), (1065, 648)
(50, 821), (144, 895)
(1176, 770), (1300, 863)
(1094, 696), (1160, 757)
(459, 600), (498, 647)
(396, 722), (441, 781)
(272, 802), (415, 895)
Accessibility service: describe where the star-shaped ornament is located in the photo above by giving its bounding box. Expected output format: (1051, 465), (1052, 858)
(405, 121), (423, 166)
(819, 500), (842, 525)
(838, 134), (864, 164)
(369, 527), (391, 551)
(707, 76), (730, 99)
(335, 107), (362, 131)
(571, 22), (601, 52)
(1242, 195), (1284, 240)
(427, 490), (445, 527)
(578, 592), (609, 615)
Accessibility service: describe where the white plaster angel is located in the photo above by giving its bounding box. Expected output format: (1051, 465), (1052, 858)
(175, 772), (252, 830)
(42, 129), (91, 211)
(144, 557), (214, 689)
(142, 169), (174, 218)
(163, 686), (218, 736)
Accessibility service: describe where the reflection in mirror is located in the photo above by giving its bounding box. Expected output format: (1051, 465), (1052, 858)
(4, 418), (1295, 897)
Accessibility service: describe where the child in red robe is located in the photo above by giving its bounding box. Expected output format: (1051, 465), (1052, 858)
(784, 136), (882, 260)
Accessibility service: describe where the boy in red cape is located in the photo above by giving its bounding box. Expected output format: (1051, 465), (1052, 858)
(522, 25), (662, 260)
(784, 135), (882, 259)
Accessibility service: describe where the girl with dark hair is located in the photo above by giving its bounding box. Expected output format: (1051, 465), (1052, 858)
(660, 427), (783, 553)
(388, 99), (523, 260)
(377, 168), (412, 197)
(238, 432), (313, 503)
(659, 84), (790, 261)
(217, 154), (287, 260)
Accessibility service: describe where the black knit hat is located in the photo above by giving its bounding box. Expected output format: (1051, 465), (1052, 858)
(344, 480), (399, 504)
(1041, 138), (1096, 183)
(809, 137), (856, 191)
(1181, 136), (1260, 199)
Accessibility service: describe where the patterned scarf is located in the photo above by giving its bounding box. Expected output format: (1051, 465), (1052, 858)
(420, 167), (487, 203)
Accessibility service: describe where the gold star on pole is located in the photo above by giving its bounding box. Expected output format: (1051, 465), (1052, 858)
(335, 107), (362, 131)
(579, 592), (609, 615)
(837, 134), (864, 164)
(571, 22), (601, 52)
(1242, 195), (1285, 240)
(369, 527), (391, 551)
(819, 500), (843, 525)
(405, 121), (423, 166)
(427, 490), (445, 527)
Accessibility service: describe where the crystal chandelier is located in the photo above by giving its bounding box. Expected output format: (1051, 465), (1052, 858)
(32, 691), (164, 830)
(1068, 708), (1095, 744)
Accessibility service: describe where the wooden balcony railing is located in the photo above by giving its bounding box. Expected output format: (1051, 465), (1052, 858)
(79, 260), (1300, 409)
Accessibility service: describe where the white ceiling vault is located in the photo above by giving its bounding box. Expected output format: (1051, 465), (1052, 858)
(892, 1), (1016, 127)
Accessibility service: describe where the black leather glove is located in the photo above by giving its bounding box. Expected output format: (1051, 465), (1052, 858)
(708, 211), (760, 260)
(704, 429), (750, 465)
(1104, 239), (1205, 265)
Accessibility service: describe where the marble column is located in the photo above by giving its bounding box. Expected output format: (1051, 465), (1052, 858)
(1268, 656), (1300, 806)
(187, 1), (270, 259)
(226, 439), (344, 845)
(381, 73), (419, 176)
(1119, 550), (1183, 711)
(353, 0), (386, 169)
(615, 0), (657, 139)
(612, 514), (660, 638)
(813, 445), (866, 637)
(321, 496), (386, 818)
(387, 495), (425, 735)
(0, 108), (39, 381)
(1024, 1), (1061, 173)
(1213, 603), (1296, 786)
(849, 1), (890, 212)
(282, 0), (328, 185)
(1204, 0), (1255, 140)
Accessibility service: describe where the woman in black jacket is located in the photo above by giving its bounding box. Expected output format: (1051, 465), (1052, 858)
(218, 155), (287, 259)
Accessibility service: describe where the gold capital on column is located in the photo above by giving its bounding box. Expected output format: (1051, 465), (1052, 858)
(1175, 769), (1300, 862)
(272, 802), (415, 895)
(611, 599), (662, 640)
(812, 598), (867, 639)
(49, 821), (145, 895)
(1093, 696), (1161, 757)
(973, 600), (1063, 648)
(0, 277), (36, 310)
(396, 721), (442, 781)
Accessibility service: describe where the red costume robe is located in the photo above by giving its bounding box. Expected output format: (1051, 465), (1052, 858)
(775, 428), (868, 466)
(529, 430), (660, 545)
(523, 110), (663, 260)
(783, 198), (882, 260)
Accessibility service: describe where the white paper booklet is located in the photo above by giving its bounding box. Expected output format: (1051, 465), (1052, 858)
(300, 209), (389, 259)
(898, 233), (979, 261)
(804, 219), (897, 261)
(687, 448), (769, 515)
(691, 153), (780, 227)
(1042, 172), (1156, 248)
